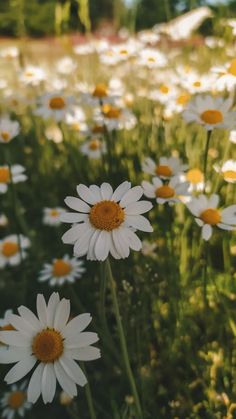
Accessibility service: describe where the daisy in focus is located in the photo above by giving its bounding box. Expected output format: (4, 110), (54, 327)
(142, 176), (190, 205)
(43, 208), (65, 226)
(35, 92), (74, 122)
(0, 165), (27, 194)
(38, 255), (85, 287)
(0, 235), (30, 268)
(61, 181), (153, 261)
(1, 381), (32, 419)
(142, 156), (187, 179)
(80, 138), (106, 159)
(0, 118), (20, 144)
(0, 293), (100, 404)
(187, 194), (236, 240)
(183, 95), (236, 131)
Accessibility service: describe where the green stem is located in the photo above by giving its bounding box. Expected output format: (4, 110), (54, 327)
(82, 364), (96, 419)
(203, 130), (212, 192)
(105, 259), (143, 419)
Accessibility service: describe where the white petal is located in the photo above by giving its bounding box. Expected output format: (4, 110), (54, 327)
(42, 363), (57, 404)
(124, 229), (142, 251)
(64, 197), (90, 213)
(89, 185), (102, 201)
(63, 314), (92, 338)
(54, 361), (77, 397)
(6, 314), (34, 336)
(0, 331), (31, 347)
(76, 184), (97, 205)
(125, 215), (153, 232)
(125, 201), (152, 215)
(100, 183), (113, 200)
(27, 363), (44, 404)
(94, 230), (111, 261)
(17, 306), (41, 331)
(120, 186), (143, 207)
(217, 223), (234, 231)
(202, 224), (212, 241)
(0, 347), (29, 364)
(112, 228), (130, 259)
(47, 292), (60, 328)
(87, 230), (100, 260)
(37, 294), (48, 327)
(208, 194), (220, 208)
(59, 356), (87, 387)
(54, 299), (70, 331)
(111, 181), (131, 202)
(66, 332), (99, 348)
(5, 356), (36, 384)
(73, 225), (94, 257)
(67, 346), (101, 361)
(62, 223), (87, 244)
(195, 218), (204, 227)
(60, 212), (88, 223)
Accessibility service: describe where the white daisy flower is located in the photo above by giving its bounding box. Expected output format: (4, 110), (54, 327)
(187, 194), (236, 240)
(81, 83), (119, 107)
(0, 235), (30, 268)
(0, 165), (27, 194)
(0, 293), (100, 404)
(19, 66), (46, 86)
(148, 84), (177, 104)
(183, 95), (236, 131)
(0, 47), (19, 59)
(55, 57), (77, 75)
(142, 176), (190, 205)
(80, 138), (106, 159)
(214, 160), (236, 183)
(180, 168), (205, 192)
(137, 48), (167, 68)
(0, 118), (20, 144)
(38, 255), (85, 287)
(142, 156), (187, 179)
(1, 381), (32, 419)
(229, 130), (236, 143)
(65, 106), (87, 133)
(35, 92), (74, 122)
(43, 208), (65, 226)
(212, 59), (236, 91)
(60, 181), (153, 261)
(95, 104), (137, 131)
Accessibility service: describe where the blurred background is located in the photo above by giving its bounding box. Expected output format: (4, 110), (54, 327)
(1, 0), (236, 38)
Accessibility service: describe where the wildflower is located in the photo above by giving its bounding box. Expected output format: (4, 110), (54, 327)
(181, 168), (205, 192)
(183, 95), (236, 131)
(0, 165), (27, 194)
(19, 66), (46, 86)
(187, 194), (236, 240)
(35, 92), (74, 122)
(142, 176), (189, 205)
(0, 293), (100, 403)
(0, 235), (30, 268)
(80, 138), (106, 159)
(61, 181), (153, 261)
(43, 208), (65, 226)
(1, 382), (32, 419)
(214, 160), (236, 183)
(38, 255), (85, 287)
(0, 118), (20, 144)
(229, 130), (236, 144)
(212, 58), (236, 91)
(142, 156), (187, 179)
(137, 48), (167, 68)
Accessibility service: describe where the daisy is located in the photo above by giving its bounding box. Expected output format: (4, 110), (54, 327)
(80, 138), (106, 159)
(65, 107), (88, 133)
(0, 118), (20, 144)
(183, 95), (236, 131)
(95, 104), (137, 131)
(137, 48), (167, 68)
(55, 57), (77, 75)
(19, 66), (46, 86)
(43, 208), (65, 226)
(215, 160), (236, 183)
(1, 381), (32, 419)
(142, 176), (190, 205)
(212, 58), (236, 91)
(60, 181), (153, 261)
(187, 194), (236, 240)
(38, 255), (85, 287)
(180, 168), (205, 192)
(142, 156), (187, 179)
(229, 130), (236, 144)
(0, 293), (100, 403)
(35, 92), (74, 122)
(0, 165), (27, 194)
(81, 83), (118, 107)
(0, 235), (30, 268)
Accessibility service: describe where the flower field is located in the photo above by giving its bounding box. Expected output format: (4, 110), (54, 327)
(0, 29), (236, 419)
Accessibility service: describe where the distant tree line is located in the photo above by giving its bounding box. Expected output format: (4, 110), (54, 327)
(0, 0), (235, 37)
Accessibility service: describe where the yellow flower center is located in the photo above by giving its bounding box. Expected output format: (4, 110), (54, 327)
(119, 49), (128, 55)
(92, 125), (105, 134)
(160, 85), (169, 94)
(1, 131), (10, 142)
(49, 96), (65, 110)
(53, 259), (72, 277)
(228, 59), (236, 76)
(25, 71), (34, 77)
(32, 328), (64, 362)
(8, 391), (26, 409)
(147, 57), (155, 62)
(0, 167), (10, 184)
(89, 200), (125, 231)
(193, 81), (201, 87)
(2, 241), (19, 257)
(72, 123), (81, 131)
(155, 185), (175, 199)
(50, 209), (59, 217)
(155, 165), (172, 177)
(176, 93), (190, 106)
(88, 139), (101, 150)
(102, 104), (121, 119)
(200, 208), (221, 225)
(223, 170), (236, 181)
(186, 168), (204, 184)
(92, 84), (107, 98)
(200, 109), (223, 125)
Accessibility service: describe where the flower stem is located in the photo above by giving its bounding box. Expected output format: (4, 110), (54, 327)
(82, 364), (97, 419)
(203, 130), (212, 191)
(105, 259), (143, 419)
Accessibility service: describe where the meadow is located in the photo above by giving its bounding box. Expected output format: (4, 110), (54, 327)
(0, 29), (236, 419)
